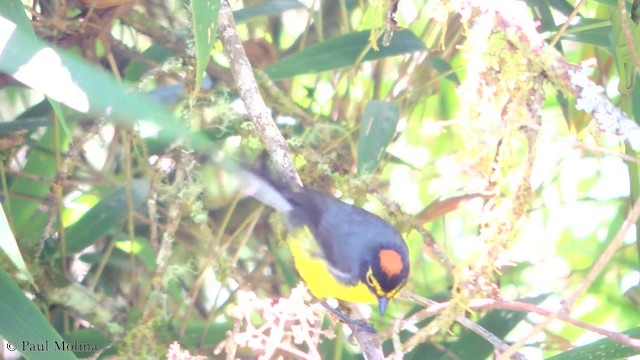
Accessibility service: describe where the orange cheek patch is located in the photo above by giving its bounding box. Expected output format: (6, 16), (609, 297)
(379, 249), (403, 278)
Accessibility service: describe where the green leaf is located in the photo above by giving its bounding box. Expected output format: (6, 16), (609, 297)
(545, 327), (640, 360)
(272, 243), (298, 288)
(0, 266), (77, 360)
(548, 0), (578, 16)
(357, 100), (400, 175)
(0, 100), (87, 136)
(63, 329), (113, 358)
(48, 99), (72, 152)
(191, 0), (220, 96)
(0, 0), (35, 39)
(124, 44), (173, 82)
(65, 180), (151, 254)
(0, 10), (218, 187)
(526, 0), (565, 54)
(555, 19), (612, 49)
(590, 0), (617, 6)
(179, 321), (232, 347)
(0, 100), (54, 136)
(0, 11), (194, 148)
(79, 238), (157, 271)
(0, 117), (52, 135)
(8, 125), (74, 244)
(429, 57), (460, 84)
(526, 0), (556, 28)
(1, 102), (73, 245)
(234, 0), (306, 24)
(633, 73), (640, 124)
(113, 238), (157, 270)
(0, 204), (35, 287)
(265, 30), (426, 80)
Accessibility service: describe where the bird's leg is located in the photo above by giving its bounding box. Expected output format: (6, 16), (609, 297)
(321, 301), (377, 333)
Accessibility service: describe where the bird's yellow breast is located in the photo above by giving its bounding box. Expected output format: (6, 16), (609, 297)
(288, 227), (377, 304)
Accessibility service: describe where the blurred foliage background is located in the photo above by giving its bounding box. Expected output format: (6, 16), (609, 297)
(0, 0), (640, 359)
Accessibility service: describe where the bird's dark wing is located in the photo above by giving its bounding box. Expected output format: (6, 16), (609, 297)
(289, 189), (402, 285)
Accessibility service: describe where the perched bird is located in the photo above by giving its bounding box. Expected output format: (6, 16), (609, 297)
(240, 167), (410, 331)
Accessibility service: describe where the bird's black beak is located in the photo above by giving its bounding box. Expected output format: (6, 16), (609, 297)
(378, 296), (388, 316)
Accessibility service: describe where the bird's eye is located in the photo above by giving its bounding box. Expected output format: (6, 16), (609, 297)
(366, 271), (375, 286)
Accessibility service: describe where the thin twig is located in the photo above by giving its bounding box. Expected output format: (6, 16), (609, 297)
(141, 151), (186, 323)
(568, 201), (640, 304)
(52, 111), (66, 272)
(549, 0), (587, 47)
(573, 141), (640, 163)
(147, 163), (161, 251)
(401, 292), (527, 359)
(121, 129), (137, 302)
(403, 295), (640, 352)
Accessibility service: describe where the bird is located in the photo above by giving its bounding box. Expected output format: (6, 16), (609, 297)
(240, 165), (410, 332)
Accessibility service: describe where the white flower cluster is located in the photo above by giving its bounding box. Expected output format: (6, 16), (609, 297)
(570, 60), (640, 151)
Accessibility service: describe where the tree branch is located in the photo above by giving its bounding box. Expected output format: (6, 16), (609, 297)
(217, 0), (300, 188)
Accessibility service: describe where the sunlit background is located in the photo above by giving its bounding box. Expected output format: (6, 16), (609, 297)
(0, 0), (639, 359)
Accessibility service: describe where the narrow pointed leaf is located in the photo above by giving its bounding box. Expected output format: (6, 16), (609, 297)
(357, 100), (400, 175)
(234, 0), (306, 24)
(265, 30), (426, 80)
(191, 0), (219, 96)
(65, 180), (150, 254)
(8, 125), (73, 243)
(0, 204), (34, 286)
(0, 267), (77, 360)
(545, 327), (640, 360)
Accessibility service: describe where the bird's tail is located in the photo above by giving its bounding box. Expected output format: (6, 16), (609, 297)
(237, 167), (295, 213)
